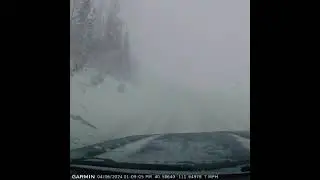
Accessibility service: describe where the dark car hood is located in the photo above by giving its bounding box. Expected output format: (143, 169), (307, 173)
(71, 131), (250, 165)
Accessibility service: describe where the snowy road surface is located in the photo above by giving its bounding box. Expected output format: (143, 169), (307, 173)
(70, 70), (249, 149)
(70, 131), (250, 175)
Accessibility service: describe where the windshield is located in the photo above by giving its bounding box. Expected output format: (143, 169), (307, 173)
(70, 0), (249, 171)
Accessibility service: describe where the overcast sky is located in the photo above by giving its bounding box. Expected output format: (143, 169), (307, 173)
(117, 0), (250, 93)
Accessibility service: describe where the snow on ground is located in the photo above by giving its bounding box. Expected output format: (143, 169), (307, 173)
(71, 68), (249, 150)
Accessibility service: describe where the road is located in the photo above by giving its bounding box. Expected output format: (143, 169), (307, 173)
(70, 70), (249, 149)
(71, 132), (250, 168)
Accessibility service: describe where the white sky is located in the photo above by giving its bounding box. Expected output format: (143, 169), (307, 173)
(118, 0), (250, 94)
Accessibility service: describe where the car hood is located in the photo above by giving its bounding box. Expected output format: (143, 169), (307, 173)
(71, 131), (250, 165)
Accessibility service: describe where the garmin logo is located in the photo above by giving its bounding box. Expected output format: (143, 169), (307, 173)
(71, 174), (95, 179)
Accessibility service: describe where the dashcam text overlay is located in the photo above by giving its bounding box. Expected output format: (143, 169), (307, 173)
(71, 174), (219, 179)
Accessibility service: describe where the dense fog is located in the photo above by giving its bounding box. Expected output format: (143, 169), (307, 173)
(70, 0), (250, 149)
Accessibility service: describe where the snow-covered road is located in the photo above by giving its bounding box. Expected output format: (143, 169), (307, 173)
(70, 69), (249, 150)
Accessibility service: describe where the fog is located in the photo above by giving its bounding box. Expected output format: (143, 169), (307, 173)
(71, 0), (250, 148)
